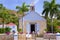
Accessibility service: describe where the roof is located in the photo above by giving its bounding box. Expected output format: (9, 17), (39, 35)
(21, 11), (46, 21)
(7, 23), (16, 26)
(58, 26), (60, 28)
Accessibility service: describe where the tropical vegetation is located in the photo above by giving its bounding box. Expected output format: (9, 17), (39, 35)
(0, 2), (29, 33)
(42, 0), (60, 33)
(16, 2), (29, 16)
(0, 0), (60, 33)
(0, 27), (11, 34)
(0, 4), (18, 25)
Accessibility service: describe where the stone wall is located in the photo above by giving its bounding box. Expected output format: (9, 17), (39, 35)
(44, 33), (56, 39)
(0, 34), (37, 40)
(18, 34), (26, 40)
(18, 34), (35, 40)
(0, 34), (14, 40)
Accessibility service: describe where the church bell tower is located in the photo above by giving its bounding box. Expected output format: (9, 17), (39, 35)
(30, 0), (35, 11)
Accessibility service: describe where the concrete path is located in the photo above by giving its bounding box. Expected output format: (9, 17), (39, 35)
(26, 38), (56, 40)
(36, 38), (56, 40)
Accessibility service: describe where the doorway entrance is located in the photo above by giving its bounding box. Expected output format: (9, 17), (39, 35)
(30, 24), (35, 33)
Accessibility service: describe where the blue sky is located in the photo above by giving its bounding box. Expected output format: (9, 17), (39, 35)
(0, 0), (60, 15)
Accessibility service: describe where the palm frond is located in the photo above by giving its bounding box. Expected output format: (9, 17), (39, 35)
(42, 8), (46, 15)
(56, 4), (60, 8)
(44, 1), (50, 8)
(16, 6), (21, 9)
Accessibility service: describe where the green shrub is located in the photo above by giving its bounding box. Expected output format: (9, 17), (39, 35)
(5, 27), (11, 33)
(0, 28), (5, 33)
(0, 27), (11, 34)
(55, 28), (60, 33)
(18, 28), (22, 32)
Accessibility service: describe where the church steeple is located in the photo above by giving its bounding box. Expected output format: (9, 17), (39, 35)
(30, 5), (35, 11)
(30, 0), (35, 11)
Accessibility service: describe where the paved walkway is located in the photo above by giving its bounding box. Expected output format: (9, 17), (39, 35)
(36, 38), (56, 40)
(26, 38), (56, 40)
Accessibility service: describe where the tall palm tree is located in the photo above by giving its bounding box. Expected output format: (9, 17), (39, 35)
(16, 2), (29, 32)
(16, 2), (29, 16)
(42, 0), (60, 33)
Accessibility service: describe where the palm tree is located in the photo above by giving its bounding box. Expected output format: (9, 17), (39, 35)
(16, 2), (29, 16)
(42, 0), (60, 33)
(16, 2), (29, 32)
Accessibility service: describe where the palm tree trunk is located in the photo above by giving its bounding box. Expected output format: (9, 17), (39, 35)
(18, 17), (20, 30)
(2, 19), (4, 28)
(51, 17), (53, 33)
(2, 19), (5, 33)
(22, 14), (24, 33)
(22, 16), (23, 33)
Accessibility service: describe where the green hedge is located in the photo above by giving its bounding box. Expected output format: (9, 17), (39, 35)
(5, 27), (11, 33)
(0, 27), (11, 34)
(0, 28), (5, 33)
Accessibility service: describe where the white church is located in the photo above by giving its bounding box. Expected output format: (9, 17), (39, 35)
(19, 3), (46, 35)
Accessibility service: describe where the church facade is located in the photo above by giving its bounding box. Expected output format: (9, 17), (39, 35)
(19, 6), (46, 35)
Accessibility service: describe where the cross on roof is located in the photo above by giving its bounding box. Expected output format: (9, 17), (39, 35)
(30, 0), (34, 6)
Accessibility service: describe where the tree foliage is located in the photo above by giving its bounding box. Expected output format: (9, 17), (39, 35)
(46, 18), (59, 33)
(42, 0), (60, 33)
(16, 2), (29, 16)
(42, 0), (60, 19)
(0, 4), (18, 26)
